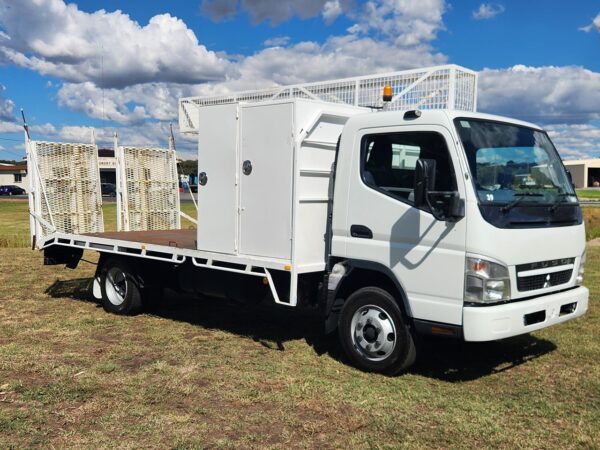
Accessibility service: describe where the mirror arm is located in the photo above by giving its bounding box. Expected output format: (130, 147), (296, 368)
(424, 194), (448, 221)
(424, 190), (464, 222)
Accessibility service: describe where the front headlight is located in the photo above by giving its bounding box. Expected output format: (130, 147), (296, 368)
(576, 251), (586, 285)
(465, 256), (511, 303)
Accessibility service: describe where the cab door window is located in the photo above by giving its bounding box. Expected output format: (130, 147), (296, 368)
(361, 131), (456, 205)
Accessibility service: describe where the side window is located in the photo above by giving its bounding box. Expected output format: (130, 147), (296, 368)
(361, 131), (456, 204)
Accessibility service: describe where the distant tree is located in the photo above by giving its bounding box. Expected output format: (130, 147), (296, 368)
(178, 159), (198, 176)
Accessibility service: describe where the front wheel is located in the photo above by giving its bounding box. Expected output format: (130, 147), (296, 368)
(338, 287), (416, 375)
(99, 257), (143, 315)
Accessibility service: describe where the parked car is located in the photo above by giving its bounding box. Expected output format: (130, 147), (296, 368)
(101, 183), (116, 197)
(0, 185), (26, 196)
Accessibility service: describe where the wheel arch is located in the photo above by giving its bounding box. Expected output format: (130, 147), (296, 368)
(325, 259), (412, 334)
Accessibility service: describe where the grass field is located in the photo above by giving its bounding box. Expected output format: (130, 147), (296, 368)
(577, 189), (600, 200)
(584, 207), (600, 241)
(0, 199), (599, 448)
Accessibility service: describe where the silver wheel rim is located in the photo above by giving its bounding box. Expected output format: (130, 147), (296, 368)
(105, 267), (127, 306)
(350, 304), (397, 361)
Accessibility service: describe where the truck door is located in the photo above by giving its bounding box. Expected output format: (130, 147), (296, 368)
(344, 125), (467, 325)
(196, 103), (239, 254)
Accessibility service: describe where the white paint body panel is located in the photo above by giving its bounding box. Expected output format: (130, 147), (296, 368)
(463, 287), (589, 341)
(197, 104), (239, 254)
(239, 102), (294, 259)
(195, 98), (366, 272)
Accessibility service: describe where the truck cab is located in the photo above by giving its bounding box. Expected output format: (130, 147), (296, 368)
(328, 109), (588, 374)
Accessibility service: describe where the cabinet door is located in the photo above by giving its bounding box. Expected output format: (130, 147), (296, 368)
(239, 103), (293, 259)
(196, 103), (239, 254)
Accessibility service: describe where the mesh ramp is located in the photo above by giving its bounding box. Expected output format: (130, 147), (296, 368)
(28, 141), (104, 243)
(179, 64), (478, 133)
(116, 146), (180, 232)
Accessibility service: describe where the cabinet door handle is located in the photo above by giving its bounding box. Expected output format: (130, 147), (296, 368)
(242, 160), (252, 175)
(199, 172), (208, 186)
(350, 225), (373, 239)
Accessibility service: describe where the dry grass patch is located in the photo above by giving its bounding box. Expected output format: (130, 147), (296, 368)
(0, 201), (599, 448)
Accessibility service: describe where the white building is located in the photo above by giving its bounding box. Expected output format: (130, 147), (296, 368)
(562, 158), (600, 188)
(0, 163), (28, 192)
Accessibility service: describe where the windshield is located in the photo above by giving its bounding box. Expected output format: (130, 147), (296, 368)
(454, 119), (577, 206)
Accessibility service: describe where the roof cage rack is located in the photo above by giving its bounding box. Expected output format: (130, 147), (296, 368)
(179, 64), (477, 133)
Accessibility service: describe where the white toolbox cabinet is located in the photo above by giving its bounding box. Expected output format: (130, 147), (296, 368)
(196, 98), (365, 271)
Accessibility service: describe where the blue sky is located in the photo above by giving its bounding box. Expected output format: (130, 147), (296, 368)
(0, 0), (599, 160)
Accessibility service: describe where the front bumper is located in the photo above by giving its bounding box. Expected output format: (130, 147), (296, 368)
(463, 286), (589, 342)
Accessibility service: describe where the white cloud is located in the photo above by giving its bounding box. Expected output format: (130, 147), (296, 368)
(200, 0), (354, 25)
(53, 1), (448, 126)
(478, 65), (600, 125)
(263, 36), (291, 47)
(0, 120), (21, 133)
(580, 12), (600, 33)
(56, 81), (218, 126)
(322, 1), (343, 24)
(547, 124), (600, 160)
(472, 3), (505, 20)
(0, 85), (15, 122)
(0, 0), (232, 88)
(352, 0), (446, 47)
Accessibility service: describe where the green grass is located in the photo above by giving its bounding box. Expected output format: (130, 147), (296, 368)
(577, 189), (600, 199)
(584, 207), (600, 241)
(0, 199), (599, 448)
(0, 200), (197, 248)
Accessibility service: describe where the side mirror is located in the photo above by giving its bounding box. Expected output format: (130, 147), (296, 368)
(447, 192), (465, 221)
(414, 158), (436, 208)
(414, 158), (464, 222)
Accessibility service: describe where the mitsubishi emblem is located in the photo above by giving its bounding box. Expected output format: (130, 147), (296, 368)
(543, 274), (551, 289)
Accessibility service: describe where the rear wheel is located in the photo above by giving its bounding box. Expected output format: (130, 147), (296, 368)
(338, 287), (416, 375)
(99, 257), (142, 315)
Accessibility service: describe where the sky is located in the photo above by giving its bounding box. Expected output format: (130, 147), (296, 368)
(0, 0), (599, 161)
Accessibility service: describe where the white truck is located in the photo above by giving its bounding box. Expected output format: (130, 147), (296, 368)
(27, 65), (588, 374)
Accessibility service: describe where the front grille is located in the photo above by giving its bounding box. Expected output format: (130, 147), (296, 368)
(517, 269), (573, 292)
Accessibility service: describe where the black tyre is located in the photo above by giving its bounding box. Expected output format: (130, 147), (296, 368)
(338, 287), (416, 375)
(99, 257), (143, 315)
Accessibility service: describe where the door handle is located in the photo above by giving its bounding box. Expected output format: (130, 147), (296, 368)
(350, 225), (373, 239)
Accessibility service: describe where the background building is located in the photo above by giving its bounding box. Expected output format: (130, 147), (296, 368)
(98, 148), (116, 184)
(0, 163), (28, 191)
(562, 159), (600, 188)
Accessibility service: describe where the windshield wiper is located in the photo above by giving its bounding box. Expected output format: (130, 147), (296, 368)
(549, 192), (578, 213)
(500, 192), (544, 213)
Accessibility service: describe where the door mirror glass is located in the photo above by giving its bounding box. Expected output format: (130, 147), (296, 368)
(414, 158), (436, 207)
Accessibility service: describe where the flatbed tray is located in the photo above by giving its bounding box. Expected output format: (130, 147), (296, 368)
(85, 229), (196, 250)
